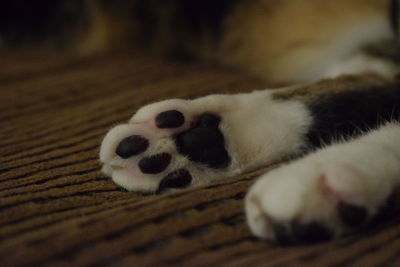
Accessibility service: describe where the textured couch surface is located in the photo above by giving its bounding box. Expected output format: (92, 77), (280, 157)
(1, 50), (400, 266)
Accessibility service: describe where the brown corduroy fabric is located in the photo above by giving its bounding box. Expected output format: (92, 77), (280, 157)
(1, 49), (400, 267)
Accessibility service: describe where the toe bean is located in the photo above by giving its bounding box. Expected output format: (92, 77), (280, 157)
(155, 110), (185, 128)
(139, 153), (171, 174)
(337, 202), (367, 228)
(116, 135), (149, 158)
(159, 169), (192, 190)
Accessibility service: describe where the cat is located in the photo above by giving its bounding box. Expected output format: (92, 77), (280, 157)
(2, 0), (400, 244)
(97, 0), (400, 245)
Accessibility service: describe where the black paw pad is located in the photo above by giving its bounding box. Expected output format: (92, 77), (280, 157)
(291, 221), (333, 244)
(139, 153), (171, 174)
(337, 202), (368, 228)
(273, 222), (333, 245)
(116, 135), (149, 159)
(273, 224), (292, 245)
(155, 110), (185, 128)
(159, 169), (192, 191)
(374, 192), (400, 223)
(175, 114), (230, 169)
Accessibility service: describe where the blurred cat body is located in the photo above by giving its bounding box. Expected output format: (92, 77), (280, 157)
(1, 0), (397, 84)
(81, 0), (397, 83)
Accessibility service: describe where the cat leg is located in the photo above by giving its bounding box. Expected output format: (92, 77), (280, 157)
(100, 75), (400, 194)
(246, 123), (400, 244)
(100, 90), (312, 193)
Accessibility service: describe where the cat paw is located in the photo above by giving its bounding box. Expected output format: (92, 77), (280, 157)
(245, 145), (397, 245)
(100, 97), (233, 193)
(100, 92), (311, 193)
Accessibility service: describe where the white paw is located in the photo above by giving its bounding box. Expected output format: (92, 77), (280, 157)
(245, 143), (398, 244)
(100, 98), (231, 193)
(100, 91), (311, 193)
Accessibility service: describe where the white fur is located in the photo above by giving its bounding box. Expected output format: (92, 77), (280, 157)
(246, 123), (400, 240)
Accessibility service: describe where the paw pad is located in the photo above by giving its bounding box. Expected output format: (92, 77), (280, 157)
(290, 221), (333, 244)
(159, 169), (193, 192)
(273, 221), (333, 245)
(102, 105), (232, 194)
(155, 110), (185, 128)
(337, 202), (368, 228)
(139, 153), (172, 174)
(116, 135), (149, 158)
(175, 114), (231, 169)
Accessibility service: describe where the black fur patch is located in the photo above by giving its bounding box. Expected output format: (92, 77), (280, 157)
(133, 0), (240, 57)
(174, 0), (240, 38)
(0, 0), (87, 46)
(390, 0), (399, 38)
(306, 83), (400, 148)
